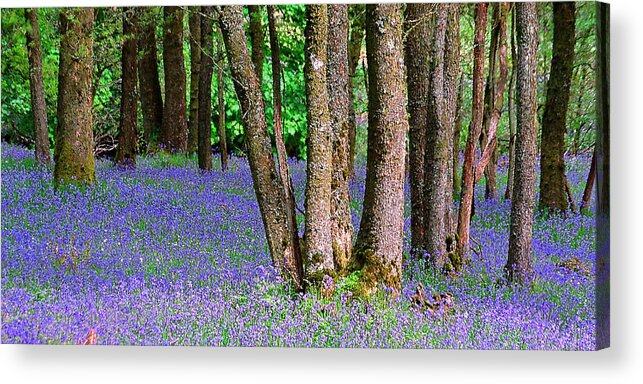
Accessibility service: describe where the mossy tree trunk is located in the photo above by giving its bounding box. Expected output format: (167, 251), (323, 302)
(217, 5), (303, 291)
(327, 4), (354, 276)
(247, 5), (264, 85)
(115, 7), (138, 168)
(137, 7), (163, 148)
(161, 6), (187, 152)
(54, 8), (95, 187)
(188, 7), (201, 153)
(539, 2), (576, 212)
(456, 3), (487, 262)
(404, 3), (431, 257)
(505, 2), (539, 285)
(352, 4), (407, 294)
(346, 4), (365, 179)
(216, 21), (228, 171)
(25, 8), (51, 164)
(303, 4), (334, 282)
(198, 6), (214, 171)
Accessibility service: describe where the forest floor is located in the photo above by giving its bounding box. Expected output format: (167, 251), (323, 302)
(1, 142), (596, 349)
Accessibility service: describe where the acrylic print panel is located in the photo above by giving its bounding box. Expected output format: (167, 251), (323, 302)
(0, 2), (609, 350)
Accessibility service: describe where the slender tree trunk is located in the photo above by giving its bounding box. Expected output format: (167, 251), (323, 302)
(137, 7), (163, 148)
(247, 5), (264, 84)
(217, 21), (228, 171)
(505, 2), (539, 285)
(352, 4), (407, 294)
(161, 6), (188, 152)
(505, 4), (518, 201)
(327, 4), (354, 276)
(25, 8), (51, 164)
(347, 4), (365, 178)
(539, 2), (576, 212)
(580, 149), (596, 214)
(456, 3), (487, 262)
(188, 7), (201, 153)
(217, 5), (303, 290)
(453, 73), (464, 197)
(116, 7), (138, 168)
(54, 8), (95, 187)
(198, 6), (214, 171)
(564, 174), (577, 212)
(404, 3), (431, 257)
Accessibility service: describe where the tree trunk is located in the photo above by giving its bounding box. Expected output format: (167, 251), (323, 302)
(25, 8), (51, 164)
(580, 149), (596, 214)
(54, 8), (95, 187)
(188, 7), (201, 153)
(198, 6), (214, 171)
(216, 21), (228, 171)
(423, 5), (449, 267)
(505, 2), (539, 285)
(453, 73), (464, 197)
(539, 2), (576, 212)
(505, 4), (518, 201)
(352, 4), (407, 294)
(137, 7), (163, 148)
(217, 5), (303, 291)
(347, 4), (365, 178)
(456, 3), (487, 262)
(116, 7), (138, 168)
(161, 6), (188, 152)
(247, 5), (264, 85)
(327, 4), (354, 276)
(404, 3), (431, 257)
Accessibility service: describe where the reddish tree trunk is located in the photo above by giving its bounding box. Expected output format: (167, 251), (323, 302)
(580, 150), (596, 214)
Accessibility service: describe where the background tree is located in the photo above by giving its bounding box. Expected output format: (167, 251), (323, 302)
(115, 7), (138, 168)
(216, 20), (228, 171)
(25, 8), (50, 164)
(327, 4), (354, 275)
(505, 2), (539, 285)
(198, 6), (214, 171)
(188, 7), (201, 153)
(217, 5), (303, 291)
(137, 7), (163, 148)
(346, 4), (366, 178)
(161, 6), (187, 152)
(54, 7), (95, 186)
(247, 5), (264, 84)
(539, 2), (576, 212)
(505, 5), (518, 201)
(352, 4), (407, 294)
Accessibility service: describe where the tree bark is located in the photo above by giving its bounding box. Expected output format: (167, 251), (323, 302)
(216, 20), (228, 171)
(404, 3), (431, 257)
(352, 4), (407, 294)
(188, 7), (201, 153)
(505, 2), (539, 285)
(456, 3), (487, 262)
(115, 7), (138, 168)
(54, 8), (95, 187)
(539, 2), (576, 212)
(327, 4), (354, 276)
(247, 5), (264, 85)
(161, 6), (188, 152)
(453, 73), (464, 197)
(137, 7), (163, 148)
(25, 8), (51, 164)
(505, 4), (517, 201)
(347, 4), (365, 178)
(217, 5), (303, 291)
(580, 149), (596, 214)
(198, 6), (214, 171)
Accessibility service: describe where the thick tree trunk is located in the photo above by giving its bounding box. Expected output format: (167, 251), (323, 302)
(303, 5), (334, 282)
(404, 3), (431, 257)
(25, 8), (51, 164)
(54, 8), (95, 187)
(423, 5), (449, 267)
(539, 2), (576, 212)
(580, 149), (596, 214)
(327, 4), (354, 276)
(505, 2), (539, 285)
(217, 5), (303, 290)
(453, 73), (464, 197)
(352, 4), (407, 294)
(217, 22), (228, 171)
(505, 4), (518, 201)
(137, 8), (163, 148)
(347, 4), (365, 178)
(247, 5), (264, 85)
(456, 3), (487, 262)
(188, 7), (201, 153)
(198, 6), (214, 171)
(161, 6), (188, 152)
(116, 7), (138, 168)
